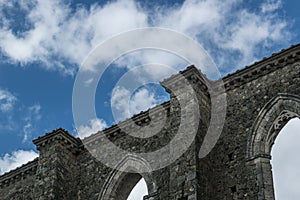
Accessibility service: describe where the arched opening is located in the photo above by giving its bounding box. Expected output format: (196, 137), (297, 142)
(111, 173), (148, 200)
(271, 118), (300, 199)
(98, 154), (156, 200)
(127, 178), (148, 200)
(246, 94), (300, 200)
(99, 172), (150, 200)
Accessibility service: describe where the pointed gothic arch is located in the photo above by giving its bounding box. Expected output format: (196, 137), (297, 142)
(98, 154), (157, 200)
(247, 93), (300, 200)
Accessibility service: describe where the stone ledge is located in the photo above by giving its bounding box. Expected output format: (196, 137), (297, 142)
(82, 42), (300, 145)
(33, 128), (81, 153)
(0, 158), (38, 188)
(81, 42), (300, 147)
(160, 65), (210, 95)
(223, 44), (300, 90)
(82, 101), (171, 146)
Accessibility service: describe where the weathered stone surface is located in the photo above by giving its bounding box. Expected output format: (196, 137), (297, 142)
(1, 44), (300, 199)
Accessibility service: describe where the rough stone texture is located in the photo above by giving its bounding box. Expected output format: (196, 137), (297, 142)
(0, 159), (37, 199)
(1, 44), (300, 200)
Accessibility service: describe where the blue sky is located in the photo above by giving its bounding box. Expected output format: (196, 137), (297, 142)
(0, 0), (300, 199)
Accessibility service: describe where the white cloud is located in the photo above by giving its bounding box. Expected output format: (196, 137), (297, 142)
(111, 86), (166, 122)
(0, 89), (17, 112)
(111, 86), (131, 121)
(0, 88), (43, 137)
(0, 0), (69, 65)
(0, 88), (18, 131)
(0, 0), (148, 75)
(129, 88), (160, 114)
(157, 0), (231, 35)
(271, 118), (300, 200)
(22, 104), (42, 143)
(156, 0), (289, 70)
(0, 149), (38, 175)
(0, 0), (292, 75)
(77, 118), (108, 139)
(261, 0), (282, 13)
(216, 6), (288, 68)
(114, 50), (188, 79)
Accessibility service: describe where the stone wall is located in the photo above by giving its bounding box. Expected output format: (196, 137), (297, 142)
(0, 44), (300, 199)
(0, 158), (37, 199)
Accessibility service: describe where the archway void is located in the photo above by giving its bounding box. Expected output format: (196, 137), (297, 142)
(112, 173), (148, 199)
(127, 178), (148, 200)
(271, 118), (300, 200)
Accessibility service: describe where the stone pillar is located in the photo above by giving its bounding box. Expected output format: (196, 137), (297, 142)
(254, 157), (275, 200)
(161, 66), (211, 199)
(33, 128), (80, 200)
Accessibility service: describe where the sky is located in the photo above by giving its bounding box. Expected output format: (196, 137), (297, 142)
(272, 118), (300, 200)
(0, 0), (299, 199)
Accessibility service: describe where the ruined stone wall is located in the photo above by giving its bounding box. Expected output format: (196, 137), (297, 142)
(200, 46), (300, 200)
(0, 44), (300, 200)
(0, 159), (37, 200)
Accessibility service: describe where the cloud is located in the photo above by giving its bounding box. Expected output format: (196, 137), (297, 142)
(0, 88), (17, 131)
(22, 104), (42, 143)
(111, 86), (167, 122)
(0, 1), (69, 65)
(0, 88), (17, 112)
(156, 0), (290, 70)
(111, 86), (131, 121)
(261, 0), (282, 13)
(77, 118), (108, 139)
(157, 0), (231, 34)
(114, 50), (188, 79)
(215, 5), (289, 68)
(0, 88), (43, 137)
(0, 0), (292, 75)
(129, 88), (162, 114)
(0, 0), (147, 75)
(0, 149), (38, 175)
(271, 118), (300, 200)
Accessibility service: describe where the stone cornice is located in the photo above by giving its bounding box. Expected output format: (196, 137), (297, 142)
(33, 128), (80, 153)
(82, 101), (171, 145)
(160, 65), (210, 95)
(222, 44), (300, 90)
(82, 43), (300, 145)
(0, 158), (38, 188)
